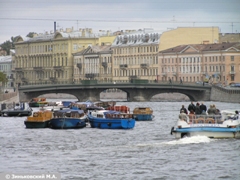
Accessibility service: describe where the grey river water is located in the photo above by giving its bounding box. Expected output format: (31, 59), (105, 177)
(1, 100), (240, 180)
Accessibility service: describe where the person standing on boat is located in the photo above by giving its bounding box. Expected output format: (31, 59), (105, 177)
(232, 110), (239, 120)
(207, 105), (216, 115)
(180, 105), (188, 114)
(200, 102), (207, 114)
(188, 101), (196, 113)
(195, 102), (201, 115)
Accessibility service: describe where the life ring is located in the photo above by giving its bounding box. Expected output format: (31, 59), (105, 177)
(195, 118), (204, 124)
(206, 118), (215, 124)
(33, 112), (38, 117)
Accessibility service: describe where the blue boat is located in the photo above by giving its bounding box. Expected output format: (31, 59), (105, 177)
(133, 107), (154, 121)
(49, 109), (87, 129)
(62, 101), (74, 108)
(88, 110), (135, 129)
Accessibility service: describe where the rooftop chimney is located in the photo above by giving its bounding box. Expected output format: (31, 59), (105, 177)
(54, 22), (56, 33)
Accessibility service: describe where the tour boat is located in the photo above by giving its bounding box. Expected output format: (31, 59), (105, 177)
(1, 102), (32, 117)
(24, 110), (53, 128)
(88, 110), (135, 129)
(49, 109), (87, 129)
(170, 110), (240, 139)
(133, 107), (154, 121)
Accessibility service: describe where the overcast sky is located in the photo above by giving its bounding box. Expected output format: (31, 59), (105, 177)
(0, 0), (240, 44)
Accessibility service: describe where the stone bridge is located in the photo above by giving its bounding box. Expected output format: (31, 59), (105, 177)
(18, 82), (212, 102)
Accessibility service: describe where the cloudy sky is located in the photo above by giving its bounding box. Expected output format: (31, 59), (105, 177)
(0, 0), (240, 44)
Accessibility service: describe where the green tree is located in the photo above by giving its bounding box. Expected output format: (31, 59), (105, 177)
(0, 40), (12, 55)
(0, 71), (8, 87)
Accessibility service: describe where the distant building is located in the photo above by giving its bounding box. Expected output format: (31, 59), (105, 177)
(159, 27), (220, 51)
(158, 42), (240, 85)
(111, 28), (160, 82)
(0, 55), (14, 89)
(219, 33), (240, 43)
(13, 27), (116, 87)
(72, 45), (113, 83)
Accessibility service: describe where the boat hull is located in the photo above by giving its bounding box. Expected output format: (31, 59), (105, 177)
(88, 116), (135, 129)
(29, 102), (48, 107)
(133, 114), (153, 121)
(24, 120), (50, 128)
(1, 110), (32, 117)
(49, 118), (86, 129)
(172, 126), (240, 139)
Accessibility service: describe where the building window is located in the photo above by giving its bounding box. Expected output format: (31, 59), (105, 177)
(231, 56), (234, 61)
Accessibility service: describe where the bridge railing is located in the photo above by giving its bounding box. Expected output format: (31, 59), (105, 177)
(18, 80), (209, 88)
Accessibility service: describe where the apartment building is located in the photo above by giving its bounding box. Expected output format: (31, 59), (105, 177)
(13, 28), (116, 87)
(111, 29), (160, 82)
(159, 27), (219, 51)
(72, 45), (112, 83)
(158, 42), (240, 85)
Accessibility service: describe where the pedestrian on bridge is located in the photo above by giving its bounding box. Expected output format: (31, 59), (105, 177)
(180, 78), (183, 84)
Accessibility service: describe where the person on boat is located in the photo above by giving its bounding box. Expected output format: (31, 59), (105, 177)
(201, 110), (207, 115)
(207, 105), (216, 115)
(195, 102), (201, 115)
(14, 103), (20, 110)
(179, 110), (188, 122)
(180, 105), (188, 114)
(231, 110), (239, 120)
(188, 110), (196, 122)
(200, 102), (207, 114)
(188, 101), (196, 113)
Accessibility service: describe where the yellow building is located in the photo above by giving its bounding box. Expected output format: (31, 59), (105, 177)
(72, 45), (112, 83)
(111, 29), (160, 82)
(13, 28), (116, 87)
(159, 27), (219, 51)
(158, 42), (240, 85)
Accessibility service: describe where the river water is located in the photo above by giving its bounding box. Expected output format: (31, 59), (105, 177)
(0, 100), (240, 180)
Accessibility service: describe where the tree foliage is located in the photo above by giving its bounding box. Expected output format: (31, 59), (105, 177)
(26, 32), (37, 38)
(0, 36), (17, 55)
(0, 40), (12, 55)
(0, 71), (8, 86)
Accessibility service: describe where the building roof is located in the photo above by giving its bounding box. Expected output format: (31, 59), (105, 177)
(158, 42), (240, 54)
(72, 45), (112, 56)
(111, 28), (161, 47)
(15, 28), (115, 43)
(0, 56), (12, 63)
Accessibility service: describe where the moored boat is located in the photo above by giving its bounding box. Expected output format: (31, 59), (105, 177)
(49, 109), (87, 129)
(171, 110), (240, 139)
(24, 110), (53, 128)
(133, 107), (154, 121)
(1, 102), (32, 117)
(107, 105), (130, 113)
(88, 110), (135, 129)
(29, 97), (48, 107)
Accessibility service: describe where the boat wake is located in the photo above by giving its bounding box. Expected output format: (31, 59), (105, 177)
(164, 135), (213, 145)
